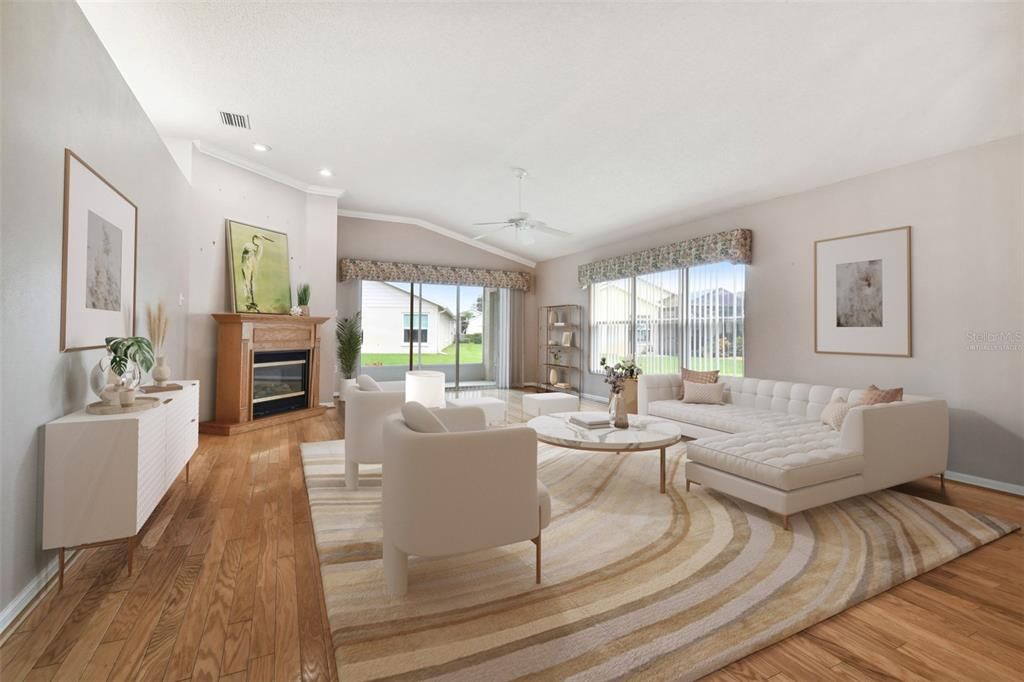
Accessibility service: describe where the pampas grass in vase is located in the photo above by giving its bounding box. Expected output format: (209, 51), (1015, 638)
(147, 302), (171, 385)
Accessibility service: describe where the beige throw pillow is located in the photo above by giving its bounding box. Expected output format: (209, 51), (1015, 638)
(401, 401), (448, 433)
(860, 384), (903, 405)
(678, 368), (720, 400)
(681, 380), (725, 405)
(820, 397), (855, 431)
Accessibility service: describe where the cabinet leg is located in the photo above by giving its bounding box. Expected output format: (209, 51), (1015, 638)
(58, 547), (65, 590)
(186, 460), (190, 483)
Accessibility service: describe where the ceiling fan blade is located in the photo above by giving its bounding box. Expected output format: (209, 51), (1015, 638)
(473, 221), (511, 226)
(472, 226), (511, 241)
(530, 222), (572, 238)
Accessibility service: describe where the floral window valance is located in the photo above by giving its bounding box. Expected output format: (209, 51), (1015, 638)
(339, 258), (532, 292)
(577, 228), (752, 288)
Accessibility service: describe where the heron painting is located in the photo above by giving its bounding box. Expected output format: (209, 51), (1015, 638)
(227, 220), (291, 314)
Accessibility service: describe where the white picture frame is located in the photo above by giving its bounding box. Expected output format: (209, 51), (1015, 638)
(561, 331), (573, 347)
(814, 226), (911, 357)
(61, 149), (138, 351)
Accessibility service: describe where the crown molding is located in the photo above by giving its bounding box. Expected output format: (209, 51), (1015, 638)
(192, 141), (346, 199)
(336, 209), (537, 268)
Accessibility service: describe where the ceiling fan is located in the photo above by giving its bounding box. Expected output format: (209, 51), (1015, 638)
(473, 168), (571, 245)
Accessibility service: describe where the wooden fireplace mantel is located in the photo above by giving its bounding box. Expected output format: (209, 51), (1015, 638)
(200, 313), (330, 436)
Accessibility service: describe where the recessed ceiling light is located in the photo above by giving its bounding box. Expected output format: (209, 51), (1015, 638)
(319, 168), (333, 177)
(252, 143), (271, 152)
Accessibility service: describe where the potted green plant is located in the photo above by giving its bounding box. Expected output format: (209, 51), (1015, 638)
(297, 282), (311, 316)
(105, 336), (155, 406)
(336, 313), (363, 400)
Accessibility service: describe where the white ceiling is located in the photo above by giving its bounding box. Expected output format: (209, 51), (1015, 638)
(79, 1), (1022, 262)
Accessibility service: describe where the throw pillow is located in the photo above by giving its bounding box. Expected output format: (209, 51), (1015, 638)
(820, 397), (855, 431)
(860, 384), (903, 405)
(681, 380), (726, 405)
(678, 368), (720, 400)
(356, 374), (382, 392)
(401, 401), (448, 433)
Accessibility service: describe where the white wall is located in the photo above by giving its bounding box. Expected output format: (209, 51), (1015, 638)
(536, 136), (1024, 486)
(0, 2), (194, 617)
(187, 151), (338, 418)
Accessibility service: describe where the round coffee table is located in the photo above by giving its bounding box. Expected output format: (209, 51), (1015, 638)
(527, 411), (683, 494)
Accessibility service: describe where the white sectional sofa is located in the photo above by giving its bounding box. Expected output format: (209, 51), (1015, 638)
(638, 374), (949, 526)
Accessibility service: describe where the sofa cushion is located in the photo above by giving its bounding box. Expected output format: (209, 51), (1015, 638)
(648, 400), (819, 434)
(356, 374), (382, 392)
(682, 381), (726, 405)
(401, 401), (448, 434)
(687, 426), (863, 491)
(679, 368), (719, 399)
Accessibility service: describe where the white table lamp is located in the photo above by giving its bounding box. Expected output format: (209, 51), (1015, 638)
(405, 370), (446, 408)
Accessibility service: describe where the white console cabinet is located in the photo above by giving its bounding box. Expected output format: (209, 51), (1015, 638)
(42, 380), (199, 586)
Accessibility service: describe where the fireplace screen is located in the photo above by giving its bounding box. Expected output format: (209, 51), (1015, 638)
(252, 350), (309, 418)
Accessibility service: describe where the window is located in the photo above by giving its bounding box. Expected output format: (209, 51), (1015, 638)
(686, 262), (744, 376)
(589, 278), (632, 371)
(589, 264), (745, 376)
(635, 269), (683, 375)
(402, 313), (429, 343)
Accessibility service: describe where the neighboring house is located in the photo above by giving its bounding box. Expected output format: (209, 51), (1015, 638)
(361, 281), (457, 354)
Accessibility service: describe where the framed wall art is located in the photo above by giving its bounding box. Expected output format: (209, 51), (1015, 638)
(814, 225), (911, 357)
(226, 220), (292, 314)
(61, 149), (138, 351)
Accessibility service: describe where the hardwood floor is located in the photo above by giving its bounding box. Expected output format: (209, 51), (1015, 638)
(1, 389), (1020, 681)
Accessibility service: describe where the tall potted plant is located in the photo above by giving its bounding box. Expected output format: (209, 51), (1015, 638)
(336, 312), (363, 400)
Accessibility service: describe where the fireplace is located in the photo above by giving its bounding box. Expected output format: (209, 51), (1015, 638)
(252, 350), (310, 419)
(201, 313), (328, 435)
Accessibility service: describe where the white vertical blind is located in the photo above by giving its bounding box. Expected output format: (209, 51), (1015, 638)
(634, 269), (682, 375)
(589, 278), (633, 371)
(686, 263), (745, 376)
(589, 265), (745, 377)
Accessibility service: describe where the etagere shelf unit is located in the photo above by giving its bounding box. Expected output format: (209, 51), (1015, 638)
(540, 304), (582, 402)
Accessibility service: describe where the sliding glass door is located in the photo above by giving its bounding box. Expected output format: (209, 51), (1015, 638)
(359, 280), (502, 391)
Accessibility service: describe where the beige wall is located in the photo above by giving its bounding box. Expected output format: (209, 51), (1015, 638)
(1, 2), (194, 617)
(535, 136), (1023, 486)
(336, 216), (537, 387)
(188, 152), (338, 418)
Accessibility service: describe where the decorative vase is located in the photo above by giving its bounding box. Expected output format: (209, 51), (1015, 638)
(100, 384), (120, 405)
(548, 368), (559, 385)
(116, 362), (142, 390)
(119, 388), (137, 407)
(89, 353), (116, 402)
(611, 392), (629, 429)
(299, 304), (310, 316)
(548, 310), (557, 325)
(152, 354), (171, 386)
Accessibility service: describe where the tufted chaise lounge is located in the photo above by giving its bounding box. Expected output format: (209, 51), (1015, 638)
(638, 375), (949, 527)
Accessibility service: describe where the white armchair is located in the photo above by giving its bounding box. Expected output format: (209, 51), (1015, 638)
(343, 377), (405, 489)
(380, 405), (551, 597)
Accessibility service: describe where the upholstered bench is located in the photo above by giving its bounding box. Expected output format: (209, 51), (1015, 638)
(523, 392), (578, 417)
(448, 396), (506, 425)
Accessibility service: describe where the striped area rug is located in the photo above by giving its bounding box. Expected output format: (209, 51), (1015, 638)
(299, 439), (1016, 681)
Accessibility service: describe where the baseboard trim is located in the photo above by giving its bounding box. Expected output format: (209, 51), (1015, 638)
(0, 549), (81, 643)
(943, 470), (1024, 497)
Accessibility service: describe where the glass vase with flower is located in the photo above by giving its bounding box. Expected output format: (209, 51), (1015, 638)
(600, 357), (642, 429)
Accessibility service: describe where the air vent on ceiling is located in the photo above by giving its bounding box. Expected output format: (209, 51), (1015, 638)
(219, 111), (251, 129)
